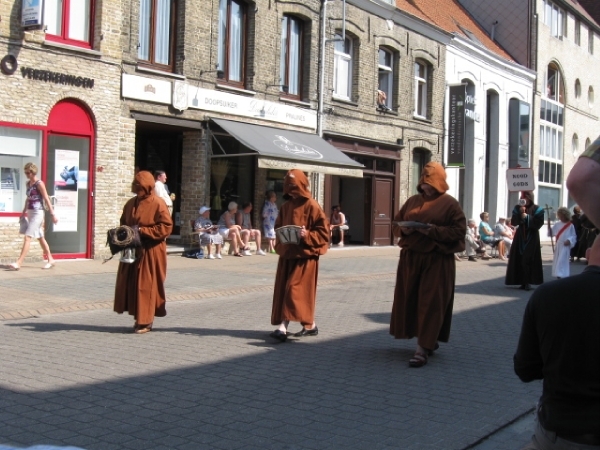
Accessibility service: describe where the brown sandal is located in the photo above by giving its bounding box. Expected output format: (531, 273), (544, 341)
(409, 351), (428, 368)
(134, 323), (153, 334)
(233, 252), (243, 257)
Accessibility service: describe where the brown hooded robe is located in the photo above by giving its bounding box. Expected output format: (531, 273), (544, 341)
(390, 162), (466, 350)
(271, 170), (329, 326)
(114, 171), (173, 325)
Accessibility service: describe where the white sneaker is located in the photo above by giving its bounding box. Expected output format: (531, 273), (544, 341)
(256, 249), (266, 256)
(243, 250), (252, 256)
(216, 253), (222, 259)
(206, 254), (215, 260)
(337, 242), (344, 247)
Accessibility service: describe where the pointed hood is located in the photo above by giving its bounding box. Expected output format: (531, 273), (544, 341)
(283, 169), (311, 199)
(417, 162), (449, 194)
(134, 171), (156, 199)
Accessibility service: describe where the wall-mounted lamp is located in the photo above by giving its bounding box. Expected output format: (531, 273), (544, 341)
(266, 84), (289, 94)
(200, 69), (224, 79)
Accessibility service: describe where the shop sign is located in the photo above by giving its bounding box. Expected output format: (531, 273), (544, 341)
(189, 86), (317, 129)
(122, 73), (171, 104)
(506, 167), (535, 192)
(21, 0), (43, 27)
(447, 84), (466, 167)
(465, 95), (480, 122)
(21, 67), (94, 88)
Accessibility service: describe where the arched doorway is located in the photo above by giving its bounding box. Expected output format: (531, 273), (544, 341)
(44, 100), (95, 258)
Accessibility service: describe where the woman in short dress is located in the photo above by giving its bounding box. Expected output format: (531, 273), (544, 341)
(262, 190), (278, 253)
(10, 162), (59, 270)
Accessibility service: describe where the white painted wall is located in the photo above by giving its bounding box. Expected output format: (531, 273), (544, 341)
(444, 38), (535, 225)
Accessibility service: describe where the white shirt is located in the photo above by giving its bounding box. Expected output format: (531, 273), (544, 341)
(154, 180), (172, 207)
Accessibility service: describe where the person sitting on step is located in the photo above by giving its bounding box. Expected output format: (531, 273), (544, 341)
(330, 205), (349, 247)
(236, 201), (266, 256)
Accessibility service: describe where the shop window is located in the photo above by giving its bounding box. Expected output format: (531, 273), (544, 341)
(218, 0), (248, 88)
(377, 48), (394, 110)
(280, 15), (304, 99)
(414, 60), (429, 118)
(508, 99), (531, 168)
(45, 0), (94, 47)
(209, 140), (254, 220)
(333, 34), (353, 101)
(138, 0), (177, 71)
(0, 125), (42, 214)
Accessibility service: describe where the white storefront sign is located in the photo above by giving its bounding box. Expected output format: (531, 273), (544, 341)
(121, 75), (318, 129)
(122, 74), (172, 105)
(189, 86), (317, 129)
(506, 167), (535, 192)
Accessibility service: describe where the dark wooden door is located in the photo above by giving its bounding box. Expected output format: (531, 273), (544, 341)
(372, 177), (393, 246)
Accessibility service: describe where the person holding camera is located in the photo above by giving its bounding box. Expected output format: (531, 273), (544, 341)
(505, 191), (545, 291)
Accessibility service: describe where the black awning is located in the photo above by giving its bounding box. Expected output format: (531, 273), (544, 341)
(210, 118), (363, 178)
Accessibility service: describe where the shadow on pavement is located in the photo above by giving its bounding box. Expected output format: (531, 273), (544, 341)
(1, 291), (540, 450)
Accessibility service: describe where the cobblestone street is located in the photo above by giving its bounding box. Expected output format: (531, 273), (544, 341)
(0, 246), (586, 449)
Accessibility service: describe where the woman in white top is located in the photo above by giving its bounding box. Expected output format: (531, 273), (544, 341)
(10, 162), (59, 270)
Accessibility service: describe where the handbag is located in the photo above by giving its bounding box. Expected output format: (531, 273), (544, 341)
(19, 216), (29, 234)
(106, 225), (142, 256)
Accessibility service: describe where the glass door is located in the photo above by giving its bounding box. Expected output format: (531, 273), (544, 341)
(44, 134), (91, 257)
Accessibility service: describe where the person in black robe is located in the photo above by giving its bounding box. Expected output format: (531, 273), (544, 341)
(505, 191), (544, 290)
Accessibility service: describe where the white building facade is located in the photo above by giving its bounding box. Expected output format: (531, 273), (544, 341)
(444, 36), (536, 223)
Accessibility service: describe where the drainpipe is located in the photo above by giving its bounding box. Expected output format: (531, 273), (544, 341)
(317, 0), (328, 138)
(491, 20), (498, 41)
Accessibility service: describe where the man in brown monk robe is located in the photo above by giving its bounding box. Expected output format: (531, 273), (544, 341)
(269, 169), (330, 342)
(390, 162), (466, 367)
(114, 171), (173, 334)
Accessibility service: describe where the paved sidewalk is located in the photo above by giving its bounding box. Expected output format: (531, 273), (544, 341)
(0, 245), (588, 449)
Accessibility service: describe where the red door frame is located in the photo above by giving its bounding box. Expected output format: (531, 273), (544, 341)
(46, 100), (95, 259)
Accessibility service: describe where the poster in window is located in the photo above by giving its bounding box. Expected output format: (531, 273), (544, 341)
(21, 0), (43, 27)
(53, 149), (79, 232)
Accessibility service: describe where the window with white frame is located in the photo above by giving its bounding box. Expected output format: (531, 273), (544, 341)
(539, 63), (564, 207)
(546, 64), (564, 103)
(543, 0), (564, 39)
(0, 125), (42, 214)
(589, 30), (594, 54)
(575, 20), (581, 46)
(218, 0), (247, 86)
(333, 34), (353, 100)
(45, 0), (93, 47)
(377, 48), (394, 110)
(414, 61), (428, 118)
(138, 0), (177, 70)
(280, 16), (304, 99)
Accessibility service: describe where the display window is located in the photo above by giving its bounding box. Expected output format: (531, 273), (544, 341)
(0, 124), (43, 215)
